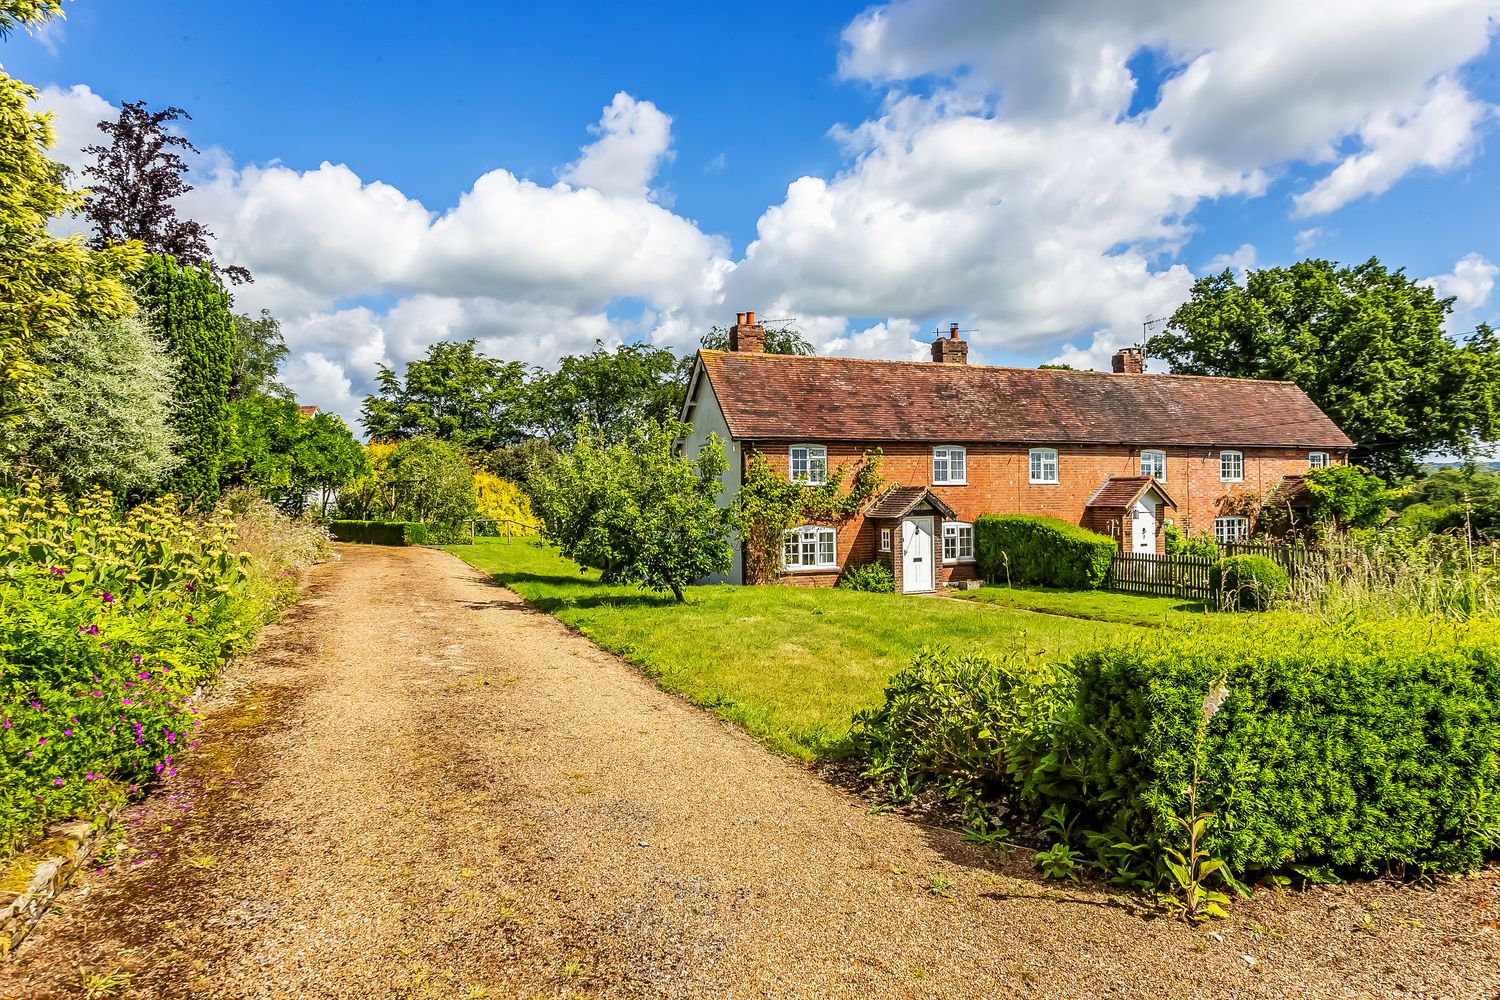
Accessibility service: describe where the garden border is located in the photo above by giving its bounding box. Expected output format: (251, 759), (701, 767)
(0, 809), (119, 956)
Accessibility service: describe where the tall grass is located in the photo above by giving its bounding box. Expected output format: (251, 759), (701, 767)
(1286, 530), (1500, 621)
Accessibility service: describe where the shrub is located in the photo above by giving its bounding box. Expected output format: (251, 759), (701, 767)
(1164, 523), (1220, 560)
(1210, 553), (1288, 610)
(1064, 619), (1500, 880)
(329, 520), (429, 546)
(837, 562), (894, 593)
(851, 647), (1073, 831)
(974, 515), (1115, 590)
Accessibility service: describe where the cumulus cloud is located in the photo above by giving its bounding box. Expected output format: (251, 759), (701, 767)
(1423, 253), (1499, 333)
(558, 92), (675, 200)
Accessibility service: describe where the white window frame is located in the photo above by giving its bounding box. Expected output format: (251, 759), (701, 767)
(1140, 449), (1167, 480)
(782, 525), (837, 570)
(1213, 517), (1250, 544)
(932, 445), (968, 485)
(789, 444), (828, 486)
(1219, 450), (1244, 483)
(1029, 448), (1059, 485)
(1309, 451), (1329, 469)
(942, 521), (975, 563)
(879, 527), (892, 552)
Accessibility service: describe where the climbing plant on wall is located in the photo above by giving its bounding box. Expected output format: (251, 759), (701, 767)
(736, 450), (885, 584)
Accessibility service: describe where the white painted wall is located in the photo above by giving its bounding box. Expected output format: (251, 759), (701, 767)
(679, 360), (743, 584)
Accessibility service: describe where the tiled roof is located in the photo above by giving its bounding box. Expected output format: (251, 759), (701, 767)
(865, 486), (957, 519)
(697, 351), (1354, 449)
(1264, 474), (1312, 509)
(1085, 476), (1178, 509)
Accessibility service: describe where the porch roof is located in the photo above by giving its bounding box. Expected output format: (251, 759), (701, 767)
(1085, 475), (1178, 510)
(865, 486), (957, 520)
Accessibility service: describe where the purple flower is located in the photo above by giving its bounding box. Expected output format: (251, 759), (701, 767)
(79, 624), (99, 636)
(52, 778), (63, 787)
(62, 730), (72, 737)
(131, 655), (142, 666)
(101, 592), (115, 604)
(49, 566), (65, 577)
(185, 614), (196, 623)
(185, 582), (196, 594)
(139, 672), (149, 680)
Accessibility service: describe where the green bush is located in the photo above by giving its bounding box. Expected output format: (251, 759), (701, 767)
(1210, 553), (1289, 610)
(1065, 619), (1500, 879)
(974, 515), (1116, 590)
(837, 562), (895, 593)
(850, 648), (1072, 830)
(1164, 523), (1220, 559)
(329, 520), (430, 545)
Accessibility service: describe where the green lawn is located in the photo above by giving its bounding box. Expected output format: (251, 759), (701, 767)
(449, 541), (1156, 760)
(952, 583), (1219, 626)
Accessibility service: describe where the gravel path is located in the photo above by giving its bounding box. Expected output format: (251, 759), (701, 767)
(5, 544), (1498, 999)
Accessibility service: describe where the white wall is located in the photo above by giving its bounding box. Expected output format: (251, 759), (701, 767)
(680, 360), (743, 584)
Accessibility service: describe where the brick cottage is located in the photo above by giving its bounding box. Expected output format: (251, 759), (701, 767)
(679, 312), (1354, 593)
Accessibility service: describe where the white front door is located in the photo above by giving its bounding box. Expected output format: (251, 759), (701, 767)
(1132, 497), (1157, 554)
(902, 517), (935, 592)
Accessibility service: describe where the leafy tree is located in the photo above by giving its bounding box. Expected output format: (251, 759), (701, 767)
(523, 342), (684, 447)
(0, 66), (142, 421)
(5, 315), (180, 494)
(384, 437), (477, 526)
(224, 396), (367, 515)
(473, 469), (537, 531)
(1303, 464), (1392, 531)
(82, 101), (250, 285)
(134, 254), (236, 504)
(0, 1), (62, 38)
(534, 420), (734, 601)
(700, 325), (814, 355)
(478, 438), (558, 501)
(1149, 259), (1500, 477)
(230, 310), (291, 401)
(361, 340), (528, 449)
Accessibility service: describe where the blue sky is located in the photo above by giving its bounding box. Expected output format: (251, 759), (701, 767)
(4, 1), (1499, 421)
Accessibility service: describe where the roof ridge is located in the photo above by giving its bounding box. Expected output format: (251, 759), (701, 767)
(700, 349), (1301, 386)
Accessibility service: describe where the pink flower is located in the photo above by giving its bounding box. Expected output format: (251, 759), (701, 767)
(52, 778), (63, 787)
(101, 591), (115, 604)
(79, 624), (99, 636)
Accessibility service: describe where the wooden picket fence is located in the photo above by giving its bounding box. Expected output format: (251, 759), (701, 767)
(1109, 552), (1216, 599)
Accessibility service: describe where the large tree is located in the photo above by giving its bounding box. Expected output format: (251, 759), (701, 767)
(82, 101), (250, 284)
(5, 315), (180, 495)
(134, 254), (236, 504)
(361, 340), (528, 449)
(0, 57), (142, 421)
(1149, 258), (1500, 477)
(524, 342), (684, 447)
(230, 309), (291, 401)
(533, 420), (734, 601)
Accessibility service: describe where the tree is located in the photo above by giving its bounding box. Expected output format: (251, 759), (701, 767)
(295, 411), (368, 516)
(523, 342), (684, 447)
(4, 315), (180, 495)
(700, 325), (814, 355)
(230, 310), (291, 401)
(134, 254), (236, 504)
(224, 396), (367, 515)
(1303, 464), (1393, 532)
(383, 437), (477, 529)
(1149, 258), (1500, 478)
(82, 101), (250, 285)
(0, 1), (62, 38)
(361, 340), (528, 449)
(534, 420), (734, 601)
(0, 66), (143, 421)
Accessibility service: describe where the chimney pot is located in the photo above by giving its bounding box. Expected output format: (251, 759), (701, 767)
(746, 310), (756, 325)
(728, 309), (765, 353)
(949, 323), (959, 339)
(932, 325), (970, 364)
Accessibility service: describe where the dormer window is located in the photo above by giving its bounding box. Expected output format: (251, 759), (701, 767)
(790, 445), (828, 485)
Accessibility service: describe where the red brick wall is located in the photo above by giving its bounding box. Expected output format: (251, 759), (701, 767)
(751, 440), (1346, 585)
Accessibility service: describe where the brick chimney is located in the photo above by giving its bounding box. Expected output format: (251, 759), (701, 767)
(931, 323), (969, 364)
(1111, 346), (1145, 374)
(729, 310), (765, 353)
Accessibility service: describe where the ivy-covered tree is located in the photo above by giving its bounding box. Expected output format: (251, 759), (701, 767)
(1150, 258), (1500, 477)
(523, 342), (684, 447)
(230, 310), (291, 401)
(0, 58), (142, 421)
(361, 340), (528, 449)
(533, 420), (734, 601)
(5, 315), (180, 495)
(134, 254), (236, 505)
(82, 101), (250, 284)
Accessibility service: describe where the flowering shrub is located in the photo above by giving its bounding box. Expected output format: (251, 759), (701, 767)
(0, 483), (315, 856)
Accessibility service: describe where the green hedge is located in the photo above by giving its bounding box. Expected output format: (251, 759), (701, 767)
(1209, 553), (1289, 610)
(974, 514), (1116, 589)
(1066, 618), (1500, 878)
(329, 520), (430, 545)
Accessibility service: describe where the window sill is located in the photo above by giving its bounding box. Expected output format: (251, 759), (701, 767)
(1220, 478), (1244, 484)
(932, 481), (968, 487)
(942, 558), (976, 565)
(1029, 480), (1060, 486)
(792, 481), (828, 488)
(782, 565), (840, 574)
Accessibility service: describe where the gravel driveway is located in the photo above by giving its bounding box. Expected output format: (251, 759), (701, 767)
(4, 544), (1497, 999)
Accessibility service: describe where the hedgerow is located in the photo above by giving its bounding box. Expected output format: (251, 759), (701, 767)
(0, 483), (326, 856)
(974, 515), (1116, 589)
(329, 520), (430, 546)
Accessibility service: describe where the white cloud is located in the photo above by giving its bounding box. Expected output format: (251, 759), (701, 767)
(558, 92), (675, 200)
(1204, 243), (1257, 278)
(34, 84), (113, 176)
(1422, 253), (1499, 335)
(1293, 227), (1327, 254)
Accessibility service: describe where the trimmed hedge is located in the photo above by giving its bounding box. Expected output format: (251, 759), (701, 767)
(1066, 618), (1500, 878)
(329, 520), (430, 546)
(1209, 553), (1288, 610)
(974, 514), (1116, 590)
